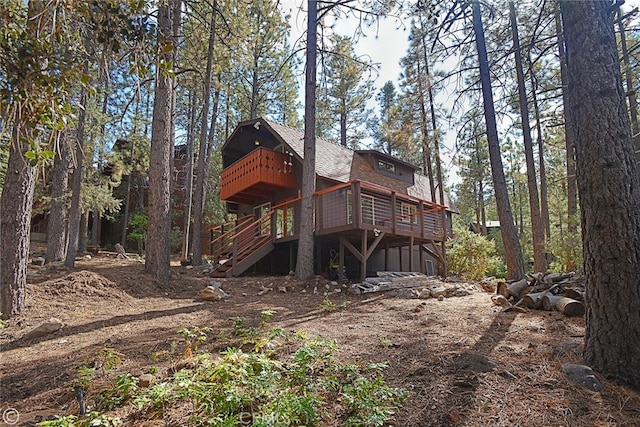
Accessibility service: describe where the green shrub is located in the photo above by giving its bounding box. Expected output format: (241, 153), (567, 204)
(446, 229), (497, 281)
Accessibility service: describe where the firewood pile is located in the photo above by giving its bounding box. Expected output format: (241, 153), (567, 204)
(492, 272), (586, 317)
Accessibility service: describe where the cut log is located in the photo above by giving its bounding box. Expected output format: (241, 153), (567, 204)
(555, 297), (585, 317)
(506, 279), (529, 299)
(529, 272), (544, 285)
(522, 291), (547, 309)
(542, 294), (585, 317)
(562, 287), (584, 301)
(496, 282), (510, 298)
(542, 294), (562, 311)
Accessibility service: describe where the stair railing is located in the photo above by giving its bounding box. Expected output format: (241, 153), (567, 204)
(231, 196), (301, 262)
(209, 215), (253, 261)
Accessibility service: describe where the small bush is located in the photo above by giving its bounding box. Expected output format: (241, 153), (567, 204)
(446, 229), (497, 281)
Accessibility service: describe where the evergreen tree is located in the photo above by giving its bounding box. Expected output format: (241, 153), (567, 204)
(317, 35), (374, 147)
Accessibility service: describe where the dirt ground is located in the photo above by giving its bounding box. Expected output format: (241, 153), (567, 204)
(1, 254), (639, 426)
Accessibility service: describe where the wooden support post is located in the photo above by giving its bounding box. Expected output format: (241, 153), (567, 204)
(353, 181), (362, 228)
(419, 241), (425, 274)
(339, 239), (345, 281)
(409, 236), (414, 271)
(391, 191), (397, 235)
(418, 201), (425, 238)
(385, 240), (390, 271)
(399, 245), (403, 272)
(360, 230), (368, 281)
(440, 209), (448, 277)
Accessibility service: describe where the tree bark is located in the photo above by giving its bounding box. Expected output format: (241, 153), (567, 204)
(182, 89), (196, 260)
(0, 125), (37, 319)
(65, 83), (87, 268)
(617, 9), (639, 138)
(556, 6), (578, 234)
(510, 2), (546, 273)
(190, 1), (216, 266)
(296, 0), (318, 279)
(45, 135), (70, 263)
(561, 0), (640, 387)
(530, 72), (551, 240)
(472, 0), (525, 281)
(145, 0), (180, 280)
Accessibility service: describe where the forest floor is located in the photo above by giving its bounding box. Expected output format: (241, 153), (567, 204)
(1, 253), (639, 426)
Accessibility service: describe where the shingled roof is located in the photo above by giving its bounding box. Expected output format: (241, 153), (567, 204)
(261, 119), (457, 212)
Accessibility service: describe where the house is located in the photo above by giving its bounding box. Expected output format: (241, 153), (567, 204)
(210, 117), (458, 280)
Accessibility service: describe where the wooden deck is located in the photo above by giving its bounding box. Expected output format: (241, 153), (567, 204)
(220, 147), (296, 204)
(315, 180), (447, 242)
(211, 179), (448, 278)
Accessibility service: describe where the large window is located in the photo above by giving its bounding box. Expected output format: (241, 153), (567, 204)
(400, 202), (417, 224)
(276, 206), (294, 238)
(347, 191), (375, 224)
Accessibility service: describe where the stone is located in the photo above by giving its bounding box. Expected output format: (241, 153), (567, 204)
(278, 286), (287, 293)
(429, 286), (447, 298)
(418, 289), (432, 299)
(138, 373), (155, 388)
(31, 257), (45, 266)
(200, 285), (228, 301)
(454, 351), (496, 372)
(257, 285), (272, 296)
(22, 318), (63, 340)
(562, 364), (603, 392)
(114, 243), (129, 259)
(83, 254), (92, 260)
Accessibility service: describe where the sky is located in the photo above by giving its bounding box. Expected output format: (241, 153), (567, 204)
(279, 0), (640, 187)
(279, 0), (460, 178)
(280, 0), (412, 106)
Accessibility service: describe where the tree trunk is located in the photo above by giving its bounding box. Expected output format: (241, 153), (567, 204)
(295, 0), (318, 279)
(530, 72), (551, 240)
(510, 2), (546, 273)
(182, 89), (196, 260)
(617, 9), (640, 139)
(561, 0), (640, 387)
(45, 134), (70, 263)
(556, 6), (578, 234)
(472, 0), (525, 281)
(78, 211), (88, 253)
(65, 83), (87, 268)
(0, 125), (37, 319)
(145, 0), (180, 280)
(190, 1), (216, 266)
(340, 105), (347, 146)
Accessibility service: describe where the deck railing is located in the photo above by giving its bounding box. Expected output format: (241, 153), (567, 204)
(315, 180), (447, 241)
(220, 148), (296, 201)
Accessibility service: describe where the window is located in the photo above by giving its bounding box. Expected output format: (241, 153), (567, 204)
(347, 191), (375, 224)
(377, 159), (396, 173)
(276, 206), (294, 238)
(254, 202), (271, 236)
(362, 194), (375, 224)
(400, 202), (417, 224)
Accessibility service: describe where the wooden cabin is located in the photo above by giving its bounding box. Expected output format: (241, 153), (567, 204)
(210, 118), (457, 280)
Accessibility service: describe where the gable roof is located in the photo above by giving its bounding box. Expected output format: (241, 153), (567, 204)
(234, 118), (457, 212)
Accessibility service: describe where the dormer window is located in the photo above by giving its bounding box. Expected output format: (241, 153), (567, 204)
(378, 159), (396, 173)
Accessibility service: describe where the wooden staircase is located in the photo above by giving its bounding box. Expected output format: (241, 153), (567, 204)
(209, 214), (275, 278)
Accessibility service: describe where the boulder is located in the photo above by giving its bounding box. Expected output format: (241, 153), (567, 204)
(200, 285), (228, 301)
(22, 318), (63, 340)
(562, 363), (603, 392)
